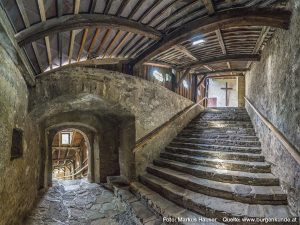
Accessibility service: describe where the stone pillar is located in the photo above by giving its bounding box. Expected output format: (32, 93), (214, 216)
(237, 76), (245, 107)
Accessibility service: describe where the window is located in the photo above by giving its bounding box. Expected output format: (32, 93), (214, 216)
(183, 80), (189, 88)
(165, 73), (172, 82)
(11, 128), (23, 160)
(153, 70), (164, 82)
(61, 132), (71, 145)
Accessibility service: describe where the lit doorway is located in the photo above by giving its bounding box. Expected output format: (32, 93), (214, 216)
(51, 129), (89, 180)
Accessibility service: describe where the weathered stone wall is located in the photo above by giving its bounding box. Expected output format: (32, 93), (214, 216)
(30, 67), (195, 141)
(0, 24), (40, 225)
(237, 76), (245, 107)
(245, 0), (300, 214)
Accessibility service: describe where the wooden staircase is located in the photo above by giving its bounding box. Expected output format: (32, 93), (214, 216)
(130, 108), (296, 224)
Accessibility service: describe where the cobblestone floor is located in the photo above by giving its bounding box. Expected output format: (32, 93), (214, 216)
(25, 179), (137, 225)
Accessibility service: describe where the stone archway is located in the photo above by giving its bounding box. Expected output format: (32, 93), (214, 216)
(29, 94), (136, 189)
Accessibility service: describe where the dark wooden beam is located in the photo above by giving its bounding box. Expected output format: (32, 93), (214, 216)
(176, 68), (191, 87)
(143, 60), (173, 69)
(15, 14), (162, 46)
(37, 0), (52, 69)
(194, 68), (249, 76)
(247, 26), (270, 68)
(132, 7), (291, 66)
(201, 0), (215, 15)
(180, 54), (260, 70)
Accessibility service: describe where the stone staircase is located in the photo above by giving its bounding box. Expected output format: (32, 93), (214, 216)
(130, 108), (296, 224)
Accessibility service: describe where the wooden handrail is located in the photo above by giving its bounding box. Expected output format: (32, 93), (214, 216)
(245, 97), (300, 165)
(56, 164), (89, 179)
(133, 97), (207, 153)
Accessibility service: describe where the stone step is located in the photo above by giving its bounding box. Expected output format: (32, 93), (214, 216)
(165, 146), (265, 162)
(130, 182), (224, 225)
(144, 168), (287, 205)
(160, 152), (271, 173)
(198, 117), (251, 122)
(169, 142), (262, 154)
(153, 158), (279, 186)
(182, 128), (256, 135)
(179, 133), (259, 141)
(188, 124), (254, 129)
(174, 137), (261, 147)
(138, 174), (294, 222)
(192, 120), (252, 124)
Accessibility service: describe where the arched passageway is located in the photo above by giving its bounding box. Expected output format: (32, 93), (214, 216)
(52, 129), (89, 181)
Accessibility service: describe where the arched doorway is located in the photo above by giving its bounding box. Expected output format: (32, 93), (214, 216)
(52, 129), (89, 180)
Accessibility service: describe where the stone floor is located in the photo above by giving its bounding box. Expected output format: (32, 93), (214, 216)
(25, 179), (138, 225)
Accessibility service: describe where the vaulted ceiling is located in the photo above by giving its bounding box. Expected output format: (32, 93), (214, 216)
(0, 0), (290, 77)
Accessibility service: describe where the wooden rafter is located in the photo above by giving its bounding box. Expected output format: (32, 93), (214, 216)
(194, 68), (249, 76)
(102, 30), (123, 58)
(137, 0), (161, 22)
(180, 54), (261, 69)
(173, 45), (198, 61)
(15, 14), (162, 46)
(201, 0), (215, 15)
(247, 26), (270, 68)
(77, 28), (89, 61)
(37, 0), (53, 70)
(128, 0), (146, 19)
(104, 0), (113, 14)
(132, 7), (291, 66)
(89, 0), (97, 13)
(16, 0), (43, 72)
(88, 28), (101, 53)
(143, 60), (173, 68)
(68, 0), (80, 63)
(116, 0), (130, 16)
(37, 58), (127, 77)
(96, 29), (112, 55)
(110, 32), (131, 57)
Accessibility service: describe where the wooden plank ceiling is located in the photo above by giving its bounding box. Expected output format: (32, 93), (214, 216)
(0, 0), (290, 76)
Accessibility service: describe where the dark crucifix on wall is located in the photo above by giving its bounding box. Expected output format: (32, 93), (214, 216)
(221, 82), (233, 106)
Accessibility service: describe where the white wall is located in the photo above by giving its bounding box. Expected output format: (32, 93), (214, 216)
(207, 78), (238, 107)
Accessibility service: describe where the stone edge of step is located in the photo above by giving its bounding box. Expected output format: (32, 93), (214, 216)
(146, 165), (287, 204)
(130, 181), (225, 225)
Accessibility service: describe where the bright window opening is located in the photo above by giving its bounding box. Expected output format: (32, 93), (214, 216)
(153, 70), (164, 82)
(183, 80), (189, 88)
(61, 132), (72, 145)
(165, 74), (172, 82)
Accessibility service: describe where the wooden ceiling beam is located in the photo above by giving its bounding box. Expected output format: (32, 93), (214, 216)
(77, 28), (89, 61)
(37, 0), (52, 70)
(143, 60), (173, 69)
(68, 0), (80, 63)
(201, 0), (215, 15)
(179, 54), (261, 70)
(36, 58), (128, 77)
(15, 14), (161, 46)
(247, 26), (270, 68)
(132, 7), (291, 66)
(173, 45), (198, 61)
(16, 0), (43, 73)
(194, 68), (249, 76)
(102, 30), (123, 58)
(110, 32), (131, 57)
(96, 29), (111, 55)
